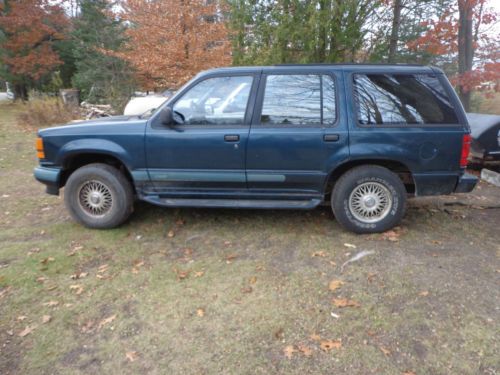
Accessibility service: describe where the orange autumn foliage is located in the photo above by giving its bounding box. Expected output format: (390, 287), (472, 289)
(407, 0), (499, 94)
(115, 0), (232, 91)
(0, 0), (69, 81)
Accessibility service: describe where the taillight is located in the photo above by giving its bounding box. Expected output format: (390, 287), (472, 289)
(460, 134), (471, 168)
(36, 137), (45, 159)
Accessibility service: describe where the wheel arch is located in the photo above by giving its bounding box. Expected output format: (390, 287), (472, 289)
(60, 152), (135, 193)
(324, 159), (415, 196)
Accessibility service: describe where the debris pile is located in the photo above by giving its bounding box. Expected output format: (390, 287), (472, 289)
(80, 101), (115, 119)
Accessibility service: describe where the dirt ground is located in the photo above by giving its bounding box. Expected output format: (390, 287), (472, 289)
(0, 102), (499, 375)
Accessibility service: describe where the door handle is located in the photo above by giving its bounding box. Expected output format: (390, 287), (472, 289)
(324, 134), (339, 142)
(224, 134), (240, 142)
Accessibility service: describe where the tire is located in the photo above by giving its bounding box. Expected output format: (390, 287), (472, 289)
(331, 165), (406, 234)
(64, 163), (134, 229)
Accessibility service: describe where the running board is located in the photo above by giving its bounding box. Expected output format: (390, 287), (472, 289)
(142, 196), (322, 209)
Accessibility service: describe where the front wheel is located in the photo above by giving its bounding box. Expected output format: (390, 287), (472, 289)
(64, 163), (134, 229)
(331, 165), (406, 234)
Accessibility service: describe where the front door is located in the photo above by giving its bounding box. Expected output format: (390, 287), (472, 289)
(145, 73), (259, 196)
(246, 70), (349, 199)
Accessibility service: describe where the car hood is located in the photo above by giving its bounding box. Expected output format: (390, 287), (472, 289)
(38, 115), (148, 137)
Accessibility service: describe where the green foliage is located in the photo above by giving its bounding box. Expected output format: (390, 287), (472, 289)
(71, 0), (135, 110)
(227, 0), (380, 65)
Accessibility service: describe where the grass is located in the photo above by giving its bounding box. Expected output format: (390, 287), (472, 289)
(0, 101), (499, 374)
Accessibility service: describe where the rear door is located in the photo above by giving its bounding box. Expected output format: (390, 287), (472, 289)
(246, 68), (349, 199)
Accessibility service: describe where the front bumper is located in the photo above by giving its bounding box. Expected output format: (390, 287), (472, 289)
(454, 172), (478, 193)
(34, 166), (62, 195)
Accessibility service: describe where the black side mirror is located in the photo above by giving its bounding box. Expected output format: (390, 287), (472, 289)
(159, 107), (173, 126)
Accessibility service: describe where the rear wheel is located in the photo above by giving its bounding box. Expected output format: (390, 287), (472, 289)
(331, 165), (406, 234)
(64, 163), (133, 229)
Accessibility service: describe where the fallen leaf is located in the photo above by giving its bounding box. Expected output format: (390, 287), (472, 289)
(249, 276), (257, 284)
(0, 286), (11, 298)
(40, 257), (55, 264)
(225, 253), (237, 263)
(196, 308), (205, 317)
(133, 260), (144, 268)
(42, 315), (51, 324)
(402, 371), (416, 375)
(36, 276), (47, 283)
(344, 243), (357, 249)
(320, 339), (342, 351)
(80, 320), (94, 333)
(380, 346), (391, 356)
(70, 272), (88, 280)
(419, 291), (429, 297)
(126, 351), (139, 362)
(332, 298), (360, 308)
(274, 327), (284, 339)
(167, 230), (175, 238)
(283, 345), (297, 359)
(174, 268), (190, 280)
(381, 230), (400, 242)
(69, 284), (84, 295)
(328, 279), (344, 291)
(194, 271), (204, 278)
(311, 251), (326, 257)
(98, 314), (117, 330)
(175, 219), (185, 226)
(97, 264), (109, 273)
(16, 315), (27, 321)
(310, 333), (321, 341)
(241, 286), (253, 294)
(43, 300), (59, 307)
(18, 325), (36, 337)
(297, 344), (313, 357)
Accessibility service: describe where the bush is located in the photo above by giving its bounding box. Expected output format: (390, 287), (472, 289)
(17, 97), (81, 128)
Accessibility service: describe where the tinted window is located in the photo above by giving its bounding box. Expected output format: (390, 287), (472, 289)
(260, 74), (336, 125)
(173, 76), (253, 125)
(353, 74), (459, 125)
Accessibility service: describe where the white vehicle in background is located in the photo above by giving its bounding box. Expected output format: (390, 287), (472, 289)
(123, 90), (174, 116)
(0, 82), (14, 100)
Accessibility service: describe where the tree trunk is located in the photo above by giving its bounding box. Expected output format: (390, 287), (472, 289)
(458, 0), (474, 111)
(388, 0), (402, 63)
(13, 83), (28, 101)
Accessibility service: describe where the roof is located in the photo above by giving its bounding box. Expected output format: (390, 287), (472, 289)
(201, 63), (440, 76)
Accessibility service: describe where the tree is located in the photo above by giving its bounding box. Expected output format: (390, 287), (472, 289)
(228, 0), (380, 65)
(407, 0), (499, 110)
(71, 0), (135, 109)
(115, 0), (231, 91)
(0, 0), (68, 100)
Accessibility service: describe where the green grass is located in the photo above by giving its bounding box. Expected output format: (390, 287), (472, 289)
(0, 101), (499, 374)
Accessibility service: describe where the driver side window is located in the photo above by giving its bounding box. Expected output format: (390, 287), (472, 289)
(173, 76), (253, 125)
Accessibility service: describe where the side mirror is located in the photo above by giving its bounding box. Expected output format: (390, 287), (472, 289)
(159, 107), (173, 126)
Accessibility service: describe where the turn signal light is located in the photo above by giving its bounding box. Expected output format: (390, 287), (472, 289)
(36, 137), (45, 159)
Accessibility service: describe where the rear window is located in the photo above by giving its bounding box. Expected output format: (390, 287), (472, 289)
(353, 74), (459, 125)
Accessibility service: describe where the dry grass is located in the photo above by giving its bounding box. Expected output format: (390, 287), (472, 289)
(16, 97), (81, 128)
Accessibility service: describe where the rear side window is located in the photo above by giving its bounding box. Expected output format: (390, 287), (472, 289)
(353, 74), (459, 125)
(260, 74), (336, 126)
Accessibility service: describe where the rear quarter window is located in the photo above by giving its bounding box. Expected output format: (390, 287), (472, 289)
(353, 73), (459, 125)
